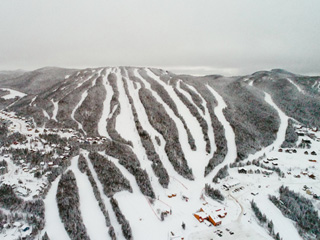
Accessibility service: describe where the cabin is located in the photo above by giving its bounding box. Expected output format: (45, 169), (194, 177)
(278, 148), (283, 152)
(238, 168), (247, 174)
(223, 179), (240, 189)
(215, 208), (227, 218)
(272, 162), (278, 166)
(168, 194), (177, 198)
(309, 174), (316, 180)
(309, 159), (317, 163)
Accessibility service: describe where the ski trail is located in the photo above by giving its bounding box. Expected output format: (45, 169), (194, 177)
(114, 68), (158, 190)
(29, 96), (37, 106)
(146, 69), (205, 154)
(44, 176), (70, 240)
(98, 69), (113, 139)
(51, 99), (59, 121)
(184, 84), (206, 113)
(176, 80), (205, 118)
(183, 82), (217, 155)
(137, 69), (195, 176)
(133, 69), (191, 185)
(243, 92), (289, 162)
(114, 68), (137, 144)
(286, 78), (304, 94)
(70, 156), (110, 240)
(205, 85), (237, 179)
(42, 109), (50, 119)
(255, 196), (302, 240)
(264, 93), (289, 148)
(122, 71), (164, 192)
(71, 89), (88, 135)
(83, 151), (125, 239)
(177, 80), (216, 155)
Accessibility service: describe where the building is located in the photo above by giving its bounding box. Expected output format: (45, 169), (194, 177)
(238, 168), (247, 174)
(194, 209), (222, 226)
(194, 206), (227, 227)
(223, 179), (240, 189)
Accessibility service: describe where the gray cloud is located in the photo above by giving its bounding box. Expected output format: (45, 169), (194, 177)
(1, 0), (320, 76)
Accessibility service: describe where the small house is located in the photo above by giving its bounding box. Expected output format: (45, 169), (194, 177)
(215, 208), (227, 218)
(309, 174), (316, 180)
(238, 168), (247, 174)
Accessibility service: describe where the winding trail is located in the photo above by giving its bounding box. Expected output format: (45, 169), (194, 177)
(98, 69), (113, 139)
(243, 92), (289, 162)
(50, 99), (59, 121)
(205, 85), (237, 180)
(71, 90), (88, 135)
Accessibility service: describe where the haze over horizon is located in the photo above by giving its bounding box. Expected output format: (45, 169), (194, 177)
(1, 0), (320, 76)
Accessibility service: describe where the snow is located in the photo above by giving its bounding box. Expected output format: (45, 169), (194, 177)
(98, 69), (113, 139)
(51, 99), (59, 121)
(69, 156), (110, 240)
(177, 81), (216, 154)
(29, 96), (37, 106)
(83, 151), (125, 239)
(286, 78), (304, 94)
(206, 85), (237, 178)
(137, 69), (197, 177)
(146, 69), (209, 178)
(44, 176), (70, 240)
(0, 88), (26, 100)
(114, 67), (138, 144)
(133, 69), (191, 184)
(243, 92), (289, 162)
(2, 67), (320, 240)
(42, 109), (50, 119)
(255, 196), (302, 240)
(70, 88), (88, 135)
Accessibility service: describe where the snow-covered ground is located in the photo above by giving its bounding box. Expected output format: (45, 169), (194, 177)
(206, 85), (237, 179)
(98, 69), (113, 139)
(1, 68), (320, 240)
(50, 99), (59, 121)
(286, 78), (304, 94)
(44, 176), (70, 240)
(0, 88), (26, 100)
(69, 156), (110, 240)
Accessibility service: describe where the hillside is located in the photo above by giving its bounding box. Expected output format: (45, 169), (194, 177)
(0, 67), (319, 240)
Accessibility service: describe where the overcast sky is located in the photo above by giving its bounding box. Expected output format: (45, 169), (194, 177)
(1, 0), (320, 76)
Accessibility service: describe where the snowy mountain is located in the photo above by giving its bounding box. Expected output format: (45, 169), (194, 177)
(0, 67), (319, 240)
